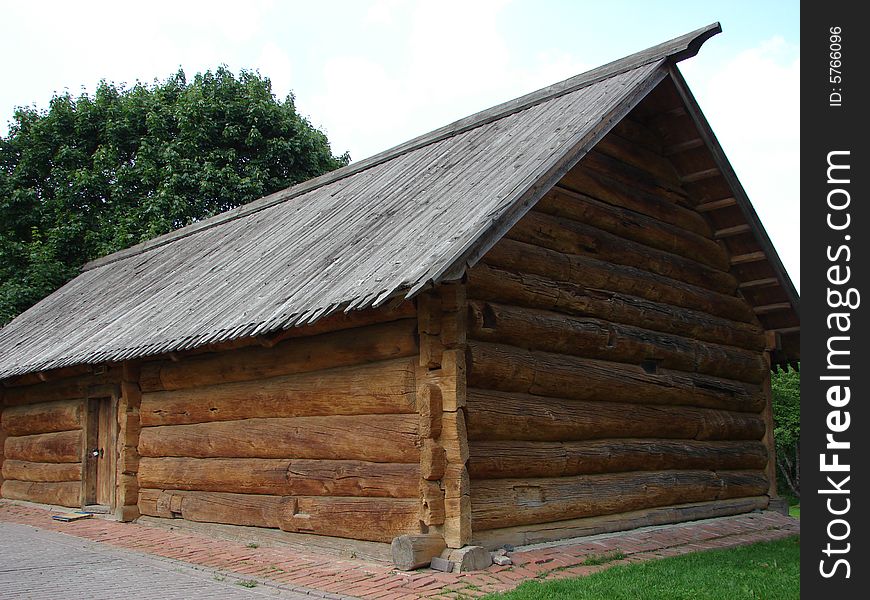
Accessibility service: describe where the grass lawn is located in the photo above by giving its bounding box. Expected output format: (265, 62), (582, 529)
(789, 504), (800, 519)
(483, 536), (799, 600)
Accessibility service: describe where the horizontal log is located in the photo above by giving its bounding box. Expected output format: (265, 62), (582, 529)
(2, 368), (120, 406)
(468, 301), (766, 384)
(484, 238), (756, 323)
(2, 400), (84, 436)
(537, 188), (728, 271)
(467, 439), (768, 479)
(2, 460), (82, 482)
(558, 165), (710, 236)
(594, 132), (682, 189)
(138, 489), (280, 527)
(1, 480), (81, 507)
(466, 264), (766, 352)
(138, 457), (419, 497)
(279, 496), (420, 543)
(4, 430), (82, 463)
(139, 319), (418, 392)
(508, 211), (736, 295)
(472, 496), (770, 549)
(471, 470), (768, 530)
(580, 150), (689, 205)
(138, 415), (419, 463)
(469, 342), (764, 413)
(465, 389), (765, 442)
(140, 358), (416, 426)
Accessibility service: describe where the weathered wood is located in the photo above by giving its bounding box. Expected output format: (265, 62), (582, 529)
(469, 342), (764, 413)
(278, 496), (420, 543)
(138, 415), (420, 463)
(594, 132), (682, 188)
(537, 188), (728, 271)
(2, 460), (82, 482)
(467, 439), (767, 479)
(467, 264), (766, 351)
(418, 384), (443, 439)
(420, 480), (445, 526)
(508, 211), (736, 295)
(472, 496), (770, 549)
(140, 358), (416, 426)
(471, 470), (768, 530)
(484, 238), (756, 323)
(1, 400), (84, 436)
(466, 389), (765, 442)
(137, 457), (419, 497)
(139, 319), (418, 392)
(421, 440), (446, 481)
(468, 301), (766, 384)
(2, 368), (121, 406)
(392, 534), (447, 570)
(4, 430), (82, 463)
(580, 150), (690, 205)
(558, 165), (709, 236)
(1, 480), (81, 507)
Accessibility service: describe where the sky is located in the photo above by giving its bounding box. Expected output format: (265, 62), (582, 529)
(0, 0), (800, 289)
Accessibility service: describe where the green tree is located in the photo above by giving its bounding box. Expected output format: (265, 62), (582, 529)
(771, 366), (800, 498)
(0, 67), (349, 325)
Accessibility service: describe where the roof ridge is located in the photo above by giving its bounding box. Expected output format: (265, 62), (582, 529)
(82, 22), (721, 272)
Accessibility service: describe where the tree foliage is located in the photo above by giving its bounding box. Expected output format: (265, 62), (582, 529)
(0, 67), (349, 325)
(771, 366), (800, 498)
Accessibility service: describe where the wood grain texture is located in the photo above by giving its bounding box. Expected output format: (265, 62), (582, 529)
(472, 496), (769, 549)
(468, 301), (766, 384)
(139, 319), (418, 392)
(2, 460), (82, 482)
(2, 369), (120, 406)
(392, 534), (447, 570)
(4, 430), (83, 463)
(1, 480), (81, 507)
(466, 264), (766, 351)
(278, 496), (421, 542)
(484, 238), (756, 323)
(467, 439), (767, 479)
(507, 211), (736, 295)
(471, 470), (768, 529)
(140, 358), (416, 426)
(535, 188), (728, 271)
(465, 389), (765, 442)
(1, 400), (84, 436)
(137, 457), (419, 497)
(138, 415), (420, 463)
(468, 342), (764, 413)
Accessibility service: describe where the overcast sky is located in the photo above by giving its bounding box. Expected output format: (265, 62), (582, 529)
(0, 0), (800, 289)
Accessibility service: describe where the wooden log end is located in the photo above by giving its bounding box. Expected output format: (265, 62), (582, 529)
(391, 533), (447, 570)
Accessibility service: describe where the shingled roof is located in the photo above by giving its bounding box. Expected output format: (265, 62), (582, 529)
(0, 23), (799, 378)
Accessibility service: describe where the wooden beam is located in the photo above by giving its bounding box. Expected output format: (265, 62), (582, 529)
(714, 224), (752, 239)
(772, 326), (800, 335)
(753, 303), (792, 315)
(680, 167), (720, 183)
(738, 277), (779, 290)
(695, 197), (737, 212)
(663, 138), (704, 155)
(730, 251), (766, 266)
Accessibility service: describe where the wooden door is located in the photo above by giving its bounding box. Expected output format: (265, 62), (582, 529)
(83, 397), (117, 507)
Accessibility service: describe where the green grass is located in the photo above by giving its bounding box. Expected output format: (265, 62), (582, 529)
(235, 579), (259, 588)
(484, 536), (799, 600)
(582, 550), (626, 566)
(789, 504), (800, 519)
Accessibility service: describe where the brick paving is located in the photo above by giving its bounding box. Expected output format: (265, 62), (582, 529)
(0, 500), (799, 599)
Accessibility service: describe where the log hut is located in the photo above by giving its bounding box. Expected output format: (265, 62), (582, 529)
(0, 23), (799, 554)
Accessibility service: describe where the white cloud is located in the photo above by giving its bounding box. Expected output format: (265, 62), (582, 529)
(682, 37), (800, 290)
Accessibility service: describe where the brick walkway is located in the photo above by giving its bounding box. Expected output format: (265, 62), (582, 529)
(0, 500), (799, 599)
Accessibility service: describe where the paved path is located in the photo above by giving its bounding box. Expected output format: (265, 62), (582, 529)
(0, 500), (799, 599)
(0, 521), (311, 599)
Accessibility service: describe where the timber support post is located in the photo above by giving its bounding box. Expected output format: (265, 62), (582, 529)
(115, 361), (142, 521)
(416, 282), (470, 549)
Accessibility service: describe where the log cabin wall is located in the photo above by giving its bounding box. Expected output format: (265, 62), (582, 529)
(0, 367), (122, 508)
(464, 112), (773, 548)
(134, 305), (423, 543)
